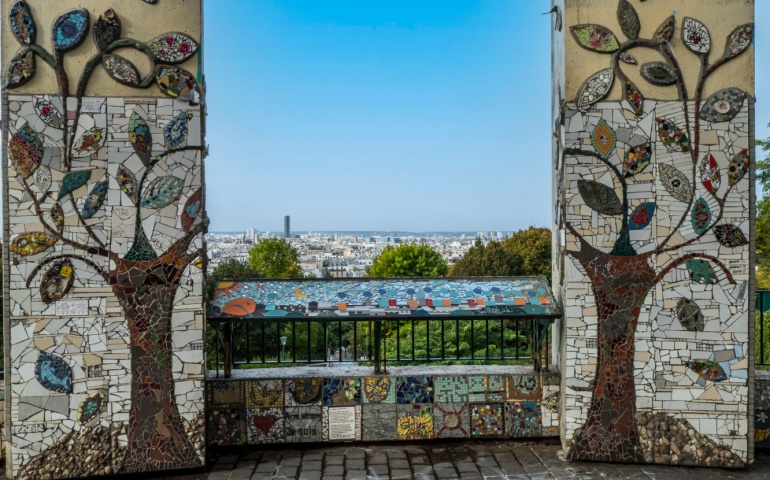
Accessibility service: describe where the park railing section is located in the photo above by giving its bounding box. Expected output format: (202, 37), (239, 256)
(757, 290), (770, 366)
(207, 316), (553, 378)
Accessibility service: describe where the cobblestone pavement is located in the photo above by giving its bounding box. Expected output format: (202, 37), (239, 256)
(204, 440), (770, 480)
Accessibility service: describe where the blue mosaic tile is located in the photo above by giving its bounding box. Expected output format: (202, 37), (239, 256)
(505, 402), (542, 438)
(322, 378), (360, 406)
(396, 376), (434, 404)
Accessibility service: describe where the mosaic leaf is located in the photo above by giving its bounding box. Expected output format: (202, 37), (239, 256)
(5, 48), (35, 89)
(714, 224), (748, 248)
(727, 149), (749, 187)
(164, 112), (191, 148)
(691, 198), (712, 235)
(700, 88), (746, 123)
(52, 9), (89, 52)
(570, 25), (619, 53)
(156, 65), (200, 104)
(78, 392), (105, 425)
(182, 188), (202, 233)
(129, 112), (153, 166)
(72, 127), (105, 158)
(10, 123), (43, 179)
(117, 166), (138, 204)
(625, 80), (644, 117)
(640, 62), (677, 86)
(623, 142), (652, 177)
(654, 15), (675, 43)
(619, 52), (637, 65)
(577, 180), (622, 216)
(146, 32), (199, 64)
(685, 359), (727, 382)
(575, 68), (614, 109)
(141, 176), (184, 209)
(682, 17), (710, 55)
(724, 24), (753, 58)
(591, 120), (616, 159)
(10, 232), (57, 256)
(616, 0), (640, 40)
(36, 165), (52, 193)
(629, 202), (655, 231)
(50, 202), (64, 233)
(35, 352), (72, 393)
(675, 298), (705, 332)
(58, 170), (92, 199)
(40, 259), (75, 303)
(700, 154), (721, 194)
(10, 1), (36, 45)
(656, 118), (690, 153)
(685, 259), (717, 285)
(81, 179), (109, 219)
(102, 54), (140, 86)
(35, 99), (64, 129)
(93, 9), (120, 51)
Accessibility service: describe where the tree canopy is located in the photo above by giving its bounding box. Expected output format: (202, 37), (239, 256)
(502, 227), (552, 280)
(367, 243), (448, 278)
(757, 126), (770, 289)
(247, 238), (303, 279)
(449, 239), (522, 276)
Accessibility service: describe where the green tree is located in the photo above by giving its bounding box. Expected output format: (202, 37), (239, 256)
(367, 243), (448, 277)
(757, 128), (770, 284)
(449, 239), (523, 276)
(247, 237), (303, 278)
(502, 227), (552, 280)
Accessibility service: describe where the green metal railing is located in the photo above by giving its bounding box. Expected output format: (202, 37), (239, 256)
(757, 290), (770, 366)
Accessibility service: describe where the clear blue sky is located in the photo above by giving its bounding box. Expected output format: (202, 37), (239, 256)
(204, 1), (769, 233)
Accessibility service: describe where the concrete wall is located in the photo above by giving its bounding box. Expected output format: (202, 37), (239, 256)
(2, 1), (206, 478)
(554, 0), (754, 467)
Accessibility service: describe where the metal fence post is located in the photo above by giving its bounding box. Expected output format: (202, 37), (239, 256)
(223, 322), (232, 378)
(374, 319), (382, 374)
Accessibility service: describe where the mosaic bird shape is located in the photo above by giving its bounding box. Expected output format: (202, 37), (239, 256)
(685, 359), (727, 382)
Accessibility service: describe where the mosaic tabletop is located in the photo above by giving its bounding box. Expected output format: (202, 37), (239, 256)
(210, 277), (560, 319)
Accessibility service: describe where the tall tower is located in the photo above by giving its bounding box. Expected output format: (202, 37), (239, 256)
(284, 215), (291, 238)
(552, 0), (754, 468)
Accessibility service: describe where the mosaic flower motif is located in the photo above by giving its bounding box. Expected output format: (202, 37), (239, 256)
(575, 68), (614, 109)
(50, 202), (64, 233)
(141, 176), (184, 209)
(714, 224), (748, 248)
(629, 202), (655, 231)
(685, 259), (717, 285)
(675, 298), (705, 332)
(700, 154), (721, 194)
(182, 188), (202, 232)
(146, 32), (199, 64)
(35, 352), (72, 393)
(10, 1), (36, 45)
(10, 232), (57, 256)
(591, 120), (616, 159)
(570, 24), (619, 53)
(103, 54), (140, 86)
(129, 112), (153, 165)
(681, 17), (710, 54)
(656, 118), (690, 153)
(117, 166), (138, 204)
(727, 149), (749, 186)
(640, 62), (677, 86)
(35, 100), (65, 129)
(616, 0), (640, 40)
(691, 198), (711, 235)
(93, 9), (120, 51)
(82, 179), (109, 219)
(77, 392), (105, 425)
(686, 360), (727, 382)
(619, 52), (637, 65)
(40, 259), (75, 304)
(625, 80), (644, 116)
(654, 15), (675, 43)
(164, 112), (191, 148)
(58, 170), (92, 199)
(5, 48), (35, 89)
(577, 180), (622, 216)
(364, 378), (391, 403)
(623, 142), (652, 177)
(725, 24), (753, 58)
(52, 9), (89, 52)
(700, 88), (746, 123)
(73, 127), (106, 158)
(156, 65), (200, 104)
(10, 123), (43, 179)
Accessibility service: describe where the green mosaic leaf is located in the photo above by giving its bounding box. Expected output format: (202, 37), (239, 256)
(617, 0), (640, 40)
(675, 298), (705, 332)
(685, 259), (717, 285)
(570, 24), (620, 53)
(124, 226), (157, 261)
(58, 170), (92, 199)
(141, 176), (183, 209)
(577, 180), (622, 216)
(129, 112), (152, 166)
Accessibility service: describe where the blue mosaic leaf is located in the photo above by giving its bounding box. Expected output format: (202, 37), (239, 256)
(164, 112), (191, 148)
(10, 1), (36, 45)
(52, 9), (89, 52)
(691, 198), (711, 235)
(35, 352), (72, 393)
(58, 170), (92, 199)
(82, 179), (108, 219)
(685, 259), (717, 285)
(629, 202), (655, 231)
(141, 176), (184, 209)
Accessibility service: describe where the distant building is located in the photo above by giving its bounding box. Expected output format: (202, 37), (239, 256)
(284, 216), (291, 238)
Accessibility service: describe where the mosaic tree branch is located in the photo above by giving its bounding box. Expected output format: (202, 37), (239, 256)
(68, 194), (108, 250)
(25, 254), (109, 286)
(652, 252), (737, 286)
(28, 44), (55, 69)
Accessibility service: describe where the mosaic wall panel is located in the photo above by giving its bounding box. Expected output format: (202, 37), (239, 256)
(555, 1), (753, 468)
(207, 373), (558, 445)
(3, 2), (206, 477)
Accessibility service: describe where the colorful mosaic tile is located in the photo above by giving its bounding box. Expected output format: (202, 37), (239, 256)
(469, 403), (504, 438)
(285, 406), (322, 443)
(756, 411), (770, 448)
(207, 408), (247, 446)
(247, 408), (284, 444)
(468, 375), (505, 402)
(322, 378), (360, 406)
(397, 404), (433, 440)
(210, 381), (243, 406)
(396, 377), (433, 404)
(246, 380), (283, 408)
(433, 376), (468, 403)
(362, 377), (395, 404)
(506, 402), (542, 438)
(285, 378), (322, 406)
(433, 403), (469, 439)
(505, 375), (540, 402)
(362, 404), (398, 441)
